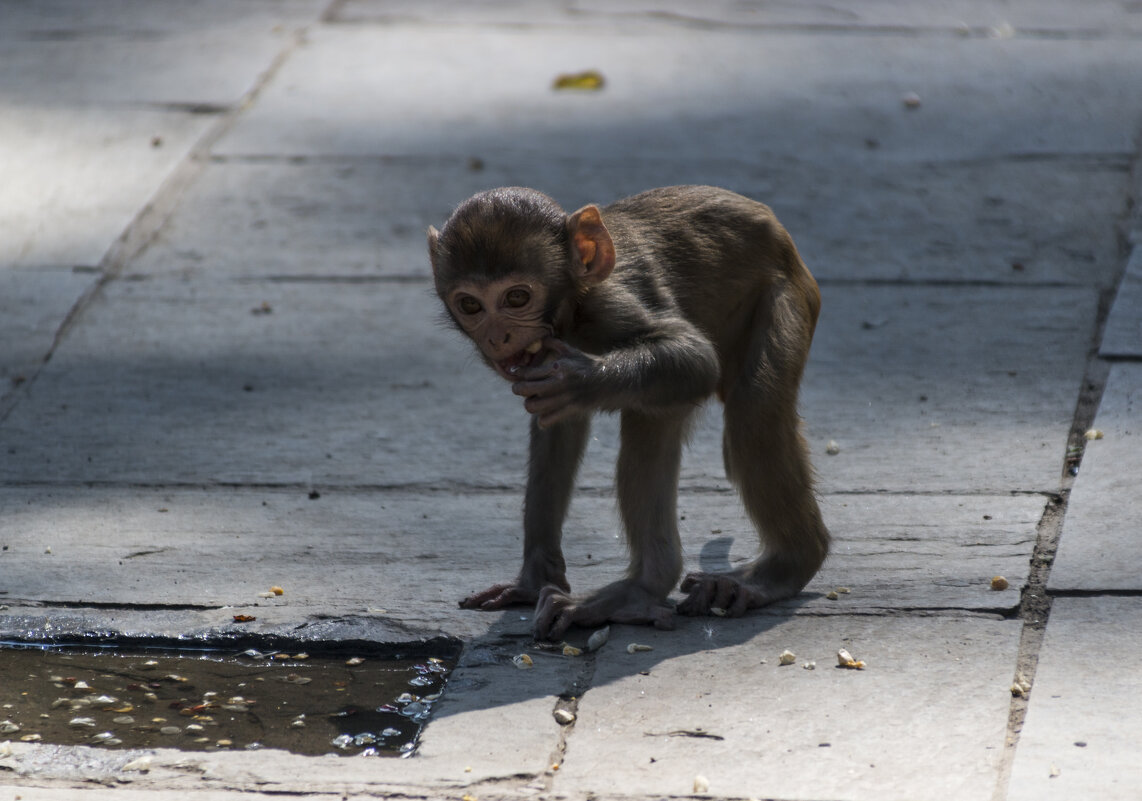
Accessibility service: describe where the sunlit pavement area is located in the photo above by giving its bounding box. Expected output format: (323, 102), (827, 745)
(1, 1), (1141, 799)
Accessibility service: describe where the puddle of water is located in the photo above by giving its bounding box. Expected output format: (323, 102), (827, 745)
(0, 643), (455, 757)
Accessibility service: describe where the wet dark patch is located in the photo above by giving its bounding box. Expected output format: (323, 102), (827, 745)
(0, 641), (456, 757)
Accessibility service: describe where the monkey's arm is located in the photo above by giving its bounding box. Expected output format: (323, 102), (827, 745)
(511, 323), (718, 427)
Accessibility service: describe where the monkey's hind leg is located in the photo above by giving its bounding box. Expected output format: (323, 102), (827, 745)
(678, 282), (829, 616)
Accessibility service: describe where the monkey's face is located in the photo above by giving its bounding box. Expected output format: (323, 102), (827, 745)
(446, 275), (553, 381)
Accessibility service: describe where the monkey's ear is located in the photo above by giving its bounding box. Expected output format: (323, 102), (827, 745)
(426, 226), (441, 265)
(567, 205), (615, 285)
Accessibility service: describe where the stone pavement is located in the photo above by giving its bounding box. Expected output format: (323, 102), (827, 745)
(1, 1), (1140, 798)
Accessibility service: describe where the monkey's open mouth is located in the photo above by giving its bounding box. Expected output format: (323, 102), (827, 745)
(497, 339), (545, 379)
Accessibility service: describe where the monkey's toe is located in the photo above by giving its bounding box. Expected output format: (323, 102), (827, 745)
(678, 572), (765, 617)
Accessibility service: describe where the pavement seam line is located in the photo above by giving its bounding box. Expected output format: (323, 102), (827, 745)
(0, 19), (317, 428)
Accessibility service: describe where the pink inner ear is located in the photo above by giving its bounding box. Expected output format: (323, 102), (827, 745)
(576, 236), (597, 266)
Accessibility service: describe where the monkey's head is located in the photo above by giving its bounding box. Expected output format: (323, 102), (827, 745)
(428, 187), (615, 381)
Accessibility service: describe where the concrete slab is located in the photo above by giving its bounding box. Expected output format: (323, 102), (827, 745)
(132, 155), (1128, 287)
(214, 25), (1142, 163)
(0, 107), (212, 270)
(337, 0), (1142, 35)
(1100, 248), (1142, 358)
(697, 283), (1097, 495)
(0, 0), (320, 105)
(0, 487), (1039, 629)
(1049, 363), (1142, 592)
(1007, 597), (1142, 801)
(0, 279), (1094, 495)
(0, 269), (96, 403)
(556, 614), (1021, 801)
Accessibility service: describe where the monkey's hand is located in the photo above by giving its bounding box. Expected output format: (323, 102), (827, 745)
(460, 556), (571, 611)
(511, 338), (600, 428)
(533, 580), (674, 640)
(677, 568), (806, 617)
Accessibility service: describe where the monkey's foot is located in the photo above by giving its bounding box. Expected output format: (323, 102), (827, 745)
(676, 570), (803, 617)
(460, 582), (545, 611)
(533, 581), (674, 640)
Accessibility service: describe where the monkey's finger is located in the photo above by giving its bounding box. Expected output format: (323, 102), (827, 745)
(541, 336), (576, 357)
(711, 577), (738, 612)
(460, 583), (523, 610)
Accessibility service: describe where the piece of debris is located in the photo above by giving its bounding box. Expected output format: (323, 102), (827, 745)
(1011, 673), (1032, 697)
(826, 590), (839, 600)
(587, 626), (610, 652)
(553, 69), (605, 91)
(826, 440), (841, 455)
(232, 614), (256, 623)
(778, 650), (797, 666)
(902, 91), (922, 109)
(562, 644), (582, 657)
(693, 774), (710, 793)
(512, 654), (534, 670)
(803, 661), (816, 671)
(836, 649), (866, 670)
(1084, 428), (1104, 441)
(626, 643), (653, 654)
(709, 607), (727, 617)
(345, 657), (365, 666)
(990, 575), (1010, 591)
(553, 709), (575, 725)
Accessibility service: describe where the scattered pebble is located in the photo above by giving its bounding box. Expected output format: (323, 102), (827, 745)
(902, 91), (922, 109)
(826, 440), (841, 455)
(553, 709), (575, 725)
(990, 575), (1010, 591)
(121, 756), (153, 772)
(512, 654), (534, 669)
(693, 774), (710, 793)
(778, 650), (797, 666)
(837, 649), (866, 670)
(562, 644), (582, 657)
(346, 657), (365, 666)
(826, 590), (839, 600)
(1084, 428), (1104, 441)
(803, 662), (817, 671)
(587, 626), (610, 652)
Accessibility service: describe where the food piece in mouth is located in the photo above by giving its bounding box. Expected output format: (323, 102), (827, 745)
(499, 340), (546, 376)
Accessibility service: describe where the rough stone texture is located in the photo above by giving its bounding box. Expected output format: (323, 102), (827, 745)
(0, 488), (1038, 629)
(214, 26), (1142, 163)
(557, 615), (1021, 801)
(1049, 363), (1142, 592)
(130, 156), (1128, 287)
(1007, 598), (1142, 801)
(0, 270), (95, 404)
(337, 0), (1142, 34)
(0, 278), (1096, 497)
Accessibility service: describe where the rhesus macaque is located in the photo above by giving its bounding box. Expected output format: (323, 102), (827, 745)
(428, 186), (828, 639)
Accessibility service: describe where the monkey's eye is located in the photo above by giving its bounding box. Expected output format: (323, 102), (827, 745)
(456, 295), (482, 315)
(504, 288), (531, 308)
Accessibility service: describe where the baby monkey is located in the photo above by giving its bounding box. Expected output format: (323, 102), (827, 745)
(428, 186), (828, 639)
